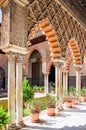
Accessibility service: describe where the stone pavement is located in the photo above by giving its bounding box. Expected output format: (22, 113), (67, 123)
(22, 102), (86, 130)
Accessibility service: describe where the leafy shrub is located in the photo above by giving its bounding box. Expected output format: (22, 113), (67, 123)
(23, 80), (34, 107)
(69, 87), (76, 95)
(81, 88), (86, 96)
(0, 107), (10, 129)
(23, 108), (30, 117)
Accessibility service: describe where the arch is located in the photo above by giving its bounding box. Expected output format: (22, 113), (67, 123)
(28, 18), (61, 60)
(47, 61), (54, 74)
(0, 66), (5, 89)
(28, 49), (42, 86)
(64, 38), (82, 71)
(26, 46), (43, 61)
(68, 38), (82, 66)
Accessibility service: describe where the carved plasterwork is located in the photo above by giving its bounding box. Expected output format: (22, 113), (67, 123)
(27, 0), (86, 59)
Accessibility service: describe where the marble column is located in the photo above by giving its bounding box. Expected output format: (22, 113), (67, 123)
(44, 73), (49, 93)
(63, 72), (66, 92)
(59, 67), (62, 97)
(16, 55), (23, 123)
(55, 65), (59, 96)
(8, 53), (16, 123)
(65, 72), (68, 94)
(76, 68), (81, 94)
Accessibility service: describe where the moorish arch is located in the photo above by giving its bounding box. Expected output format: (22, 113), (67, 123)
(64, 38), (82, 93)
(28, 49), (43, 86)
(27, 18), (63, 94)
(28, 18), (61, 61)
(0, 66), (5, 89)
(47, 61), (55, 83)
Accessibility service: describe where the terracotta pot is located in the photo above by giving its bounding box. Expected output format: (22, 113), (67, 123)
(72, 99), (79, 105)
(51, 91), (55, 94)
(64, 101), (72, 108)
(47, 108), (55, 116)
(81, 96), (86, 102)
(30, 113), (40, 123)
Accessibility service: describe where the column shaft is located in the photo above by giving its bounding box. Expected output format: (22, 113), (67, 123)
(44, 74), (49, 93)
(8, 56), (15, 123)
(16, 61), (23, 122)
(65, 73), (68, 94)
(76, 70), (81, 94)
(55, 66), (59, 96)
(63, 73), (66, 91)
(59, 68), (62, 97)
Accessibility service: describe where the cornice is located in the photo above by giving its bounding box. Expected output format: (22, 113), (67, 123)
(0, 0), (9, 8)
(14, 0), (29, 7)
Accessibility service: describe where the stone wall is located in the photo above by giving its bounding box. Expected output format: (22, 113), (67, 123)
(10, 1), (28, 48)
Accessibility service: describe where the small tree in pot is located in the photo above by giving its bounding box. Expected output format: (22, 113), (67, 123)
(46, 94), (56, 116)
(29, 98), (42, 123)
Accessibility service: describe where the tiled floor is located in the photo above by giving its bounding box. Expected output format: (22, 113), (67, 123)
(22, 102), (86, 130)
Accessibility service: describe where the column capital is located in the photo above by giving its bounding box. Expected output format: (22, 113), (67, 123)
(74, 65), (82, 71)
(43, 72), (49, 75)
(16, 54), (25, 63)
(8, 52), (16, 62)
(54, 62), (63, 69)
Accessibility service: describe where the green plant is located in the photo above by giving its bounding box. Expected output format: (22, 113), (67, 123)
(0, 107), (10, 130)
(69, 87), (76, 95)
(46, 94), (56, 108)
(23, 80), (34, 107)
(39, 86), (44, 92)
(81, 88), (86, 96)
(29, 98), (42, 114)
(23, 108), (30, 117)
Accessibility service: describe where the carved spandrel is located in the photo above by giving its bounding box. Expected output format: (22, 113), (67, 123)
(38, 0), (46, 12)
(45, 0), (51, 6)
(47, 3), (55, 18)
(31, 1), (41, 19)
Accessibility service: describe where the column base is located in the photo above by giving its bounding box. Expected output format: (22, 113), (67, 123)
(8, 123), (16, 130)
(17, 120), (27, 128)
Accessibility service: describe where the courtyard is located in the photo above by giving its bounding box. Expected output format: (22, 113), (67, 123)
(0, 0), (86, 129)
(23, 101), (86, 130)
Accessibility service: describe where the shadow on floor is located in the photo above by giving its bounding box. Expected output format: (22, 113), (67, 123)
(22, 124), (86, 130)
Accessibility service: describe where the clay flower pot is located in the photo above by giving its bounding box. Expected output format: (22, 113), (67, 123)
(64, 101), (72, 108)
(47, 108), (55, 116)
(72, 99), (79, 105)
(30, 113), (40, 123)
(81, 96), (86, 102)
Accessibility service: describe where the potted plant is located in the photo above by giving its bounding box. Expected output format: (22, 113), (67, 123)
(0, 107), (10, 130)
(62, 95), (72, 108)
(29, 98), (42, 123)
(46, 94), (56, 116)
(81, 88), (86, 102)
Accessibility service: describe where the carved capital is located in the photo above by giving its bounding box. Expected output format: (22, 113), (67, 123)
(16, 54), (26, 63)
(8, 52), (16, 62)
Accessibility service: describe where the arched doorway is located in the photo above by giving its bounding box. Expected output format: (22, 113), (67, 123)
(29, 50), (43, 86)
(0, 67), (5, 90)
(49, 65), (55, 91)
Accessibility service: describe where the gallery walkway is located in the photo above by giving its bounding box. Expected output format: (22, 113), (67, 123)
(22, 102), (86, 130)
